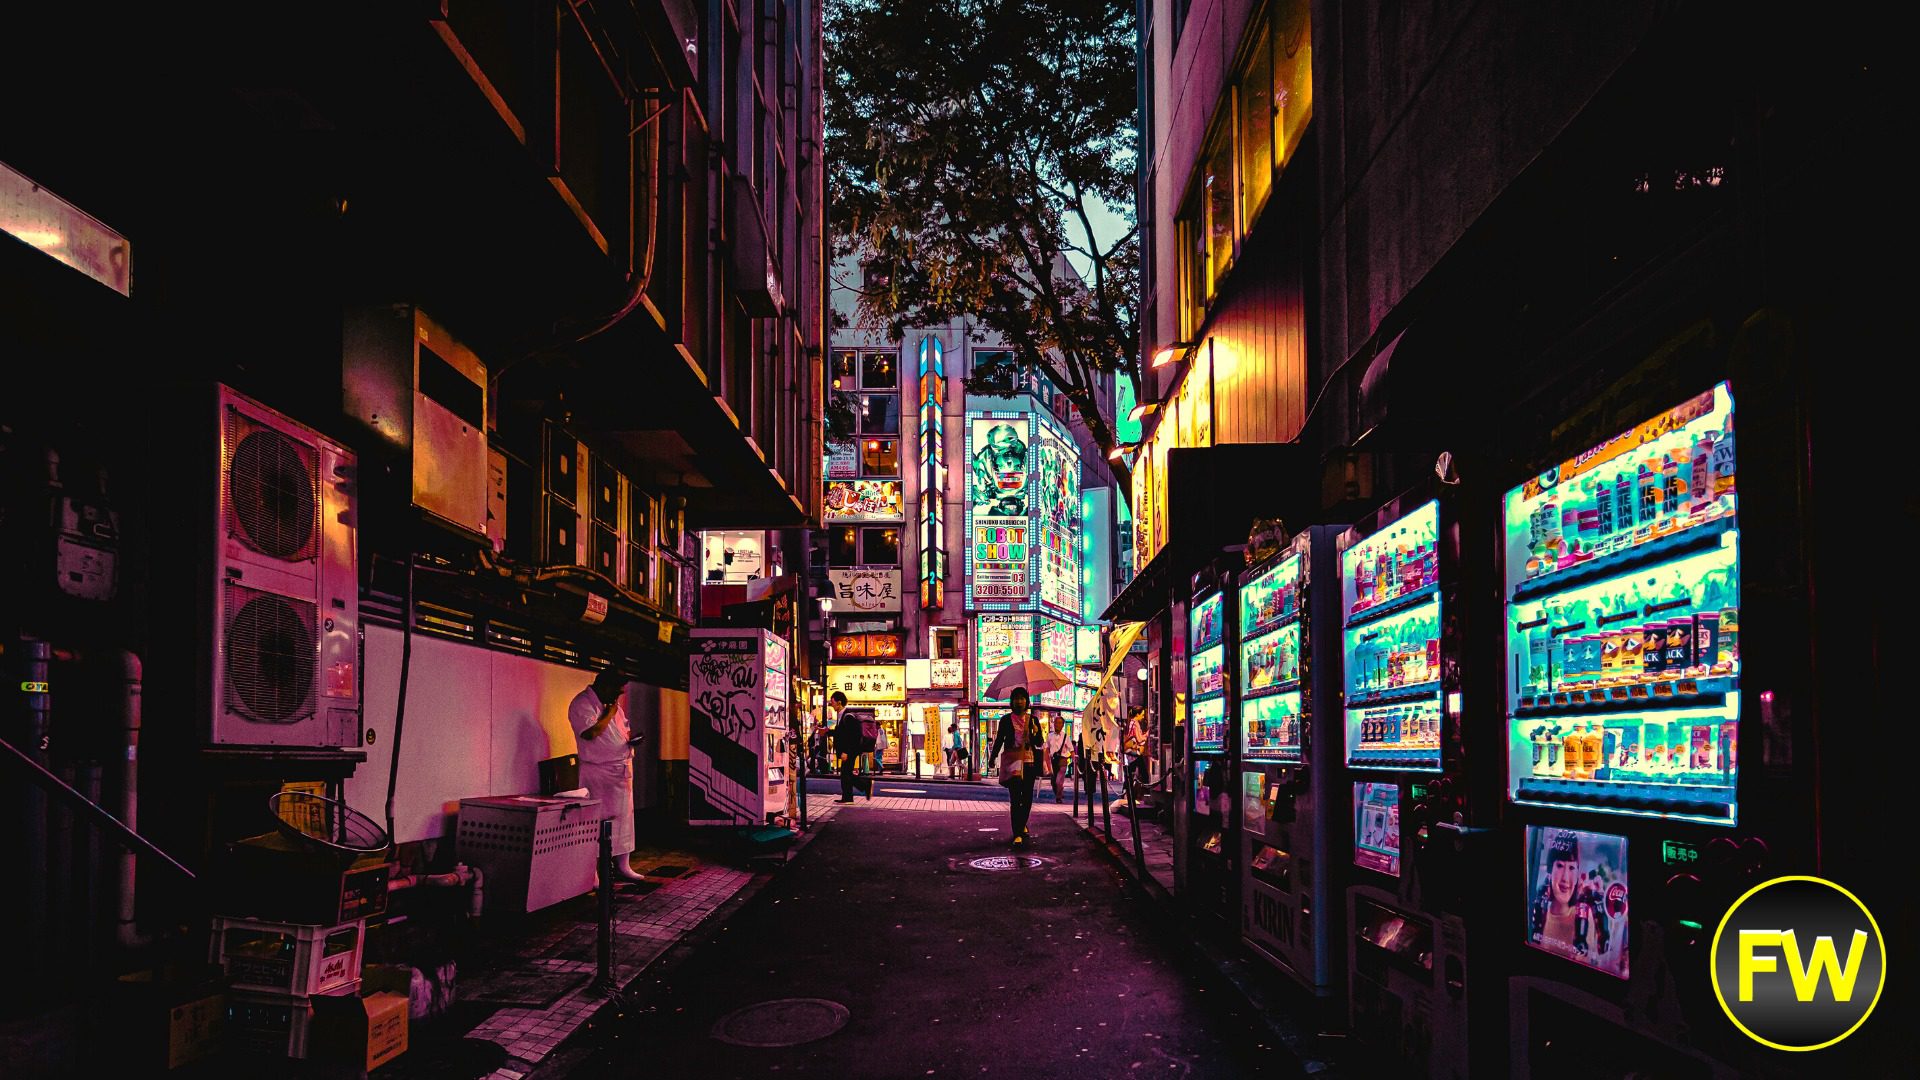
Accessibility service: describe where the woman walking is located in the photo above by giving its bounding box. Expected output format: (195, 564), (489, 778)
(989, 688), (1048, 848)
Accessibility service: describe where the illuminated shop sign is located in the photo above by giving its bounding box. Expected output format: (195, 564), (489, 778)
(973, 613), (1034, 700)
(919, 337), (947, 609)
(827, 568), (902, 613)
(824, 480), (905, 521)
(825, 664), (907, 703)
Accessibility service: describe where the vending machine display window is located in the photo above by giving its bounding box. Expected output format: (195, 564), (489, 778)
(1342, 500), (1443, 770)
(1190, 591), (1228, 751)
(1523, 825), (1630, 979)
(1240, 553), (1304, 762)
(1353, 782), (1401, 876)
(1502, 383), (1739, 825)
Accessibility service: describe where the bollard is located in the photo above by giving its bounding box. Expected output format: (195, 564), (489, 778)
(915, 750), (922, 780)
(594, 819), (614, 993)
(1099, 759), (1112, 836)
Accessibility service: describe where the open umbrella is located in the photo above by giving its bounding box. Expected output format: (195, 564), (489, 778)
(984, 659), (1071, 699)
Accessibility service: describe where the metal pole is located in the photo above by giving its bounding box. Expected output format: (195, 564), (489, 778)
(915, 750), (922, 780)
(1099, 749), (1112, 837)
(1118, 721), (1145, 872)
(0, 734), (197, 885)
(797, 732), (808, 831)
(595, 819), (615, 993)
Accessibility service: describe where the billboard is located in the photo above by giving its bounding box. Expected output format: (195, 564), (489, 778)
(827, 568), (902, 613)
(973, 613), (1034, 700)
(1037, 615), (1077, 709)
(824, 479), (904, 521)
(1032, 416), (1081, 617)
(966, 413), (1033, 604)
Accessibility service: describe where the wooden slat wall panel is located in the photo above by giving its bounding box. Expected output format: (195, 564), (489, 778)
(1205, 241), (1307, 445)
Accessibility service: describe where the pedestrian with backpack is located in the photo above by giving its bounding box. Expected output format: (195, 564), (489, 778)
(832, 696), (877, 802)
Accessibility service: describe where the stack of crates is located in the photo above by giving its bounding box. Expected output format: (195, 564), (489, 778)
(211, 915), (365, 1059)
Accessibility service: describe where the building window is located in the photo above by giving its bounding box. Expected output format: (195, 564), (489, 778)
(861, 527), (900, 565)
(1238, 23), (1274, 228)
(861, 350), (898, 390)
(971, 349), (1018, 396)
(831, 348), (858, 390)
(933, 626), (960, 660)
(1274, 0), (1313, 172)
(1177, 187), (1207, 341)
(862, 437), (900, 475)
(827, 526), (857, 566)
(1204, 124), (1235, 298)
(861, 393), (901, 435)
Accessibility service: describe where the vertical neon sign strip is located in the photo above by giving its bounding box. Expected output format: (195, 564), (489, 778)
(918, 337), (945, 609)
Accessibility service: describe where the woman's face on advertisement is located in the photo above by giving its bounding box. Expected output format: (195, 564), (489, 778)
(1550, 858), (1579, 903)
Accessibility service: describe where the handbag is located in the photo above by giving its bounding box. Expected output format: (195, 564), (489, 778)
(997, 748), (1027, 787)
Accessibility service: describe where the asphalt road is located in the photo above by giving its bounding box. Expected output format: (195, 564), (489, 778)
(801, 775), (1117, 805)
(548, 805), (1296, 1078)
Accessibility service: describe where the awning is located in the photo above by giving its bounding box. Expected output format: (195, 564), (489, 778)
(1101, 443), (1325, 624)
(1079, 621), (1145, 752)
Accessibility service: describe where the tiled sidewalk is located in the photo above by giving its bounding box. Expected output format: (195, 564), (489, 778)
(393, 805), (843, 1079)
(466, 864), (756, 1077)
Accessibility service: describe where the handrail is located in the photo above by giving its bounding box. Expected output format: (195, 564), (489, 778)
(1, 734), (197, 884)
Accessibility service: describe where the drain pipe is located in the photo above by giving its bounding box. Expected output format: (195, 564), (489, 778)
(387, 862), (485, 918)
(116, 650), (147, 949)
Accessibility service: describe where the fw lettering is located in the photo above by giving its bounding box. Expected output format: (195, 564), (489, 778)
(1737, 928), (1870, 1003)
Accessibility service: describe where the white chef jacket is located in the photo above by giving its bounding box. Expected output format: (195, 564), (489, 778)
(569, 685), (635, 856)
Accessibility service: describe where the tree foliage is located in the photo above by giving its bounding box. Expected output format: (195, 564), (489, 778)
(827, 0), (1140, 494)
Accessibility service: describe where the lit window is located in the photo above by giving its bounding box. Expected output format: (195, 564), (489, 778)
(1204, 126), (1235, 298)
(1274, 0), (1313, 171)
(862, 351), (897, 389)
(1239, 24), (1274, 227)
(862, 438), (900, 475)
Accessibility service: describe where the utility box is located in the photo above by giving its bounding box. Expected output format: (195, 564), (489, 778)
(343, 304), (490, 540)
(454, 794), (602, 914)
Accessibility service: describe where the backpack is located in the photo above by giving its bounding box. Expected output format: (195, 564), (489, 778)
(859, 717), (880, 749)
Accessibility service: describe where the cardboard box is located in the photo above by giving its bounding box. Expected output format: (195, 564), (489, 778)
(166, 992), (226, 1069)
(110, 969), (225, 1071)
(313, 969), (409, 1071)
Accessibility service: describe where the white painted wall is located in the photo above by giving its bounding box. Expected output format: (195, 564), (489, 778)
(345, 625), (615, 845)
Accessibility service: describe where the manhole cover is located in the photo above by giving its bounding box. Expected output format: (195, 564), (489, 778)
(966, 854), (1055, 872)
(711, 998), (850, 1047)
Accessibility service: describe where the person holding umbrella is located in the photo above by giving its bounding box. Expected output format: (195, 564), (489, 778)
(989, 687), (1047, 848)
(983, 658), (1070, 848)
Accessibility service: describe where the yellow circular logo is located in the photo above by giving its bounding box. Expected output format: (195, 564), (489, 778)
(1710, 875), (1885, 1051)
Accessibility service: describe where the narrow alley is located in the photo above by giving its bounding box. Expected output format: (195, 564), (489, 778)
(549, 798), (1296, 1079)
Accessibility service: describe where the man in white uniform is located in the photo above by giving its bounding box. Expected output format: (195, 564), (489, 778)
(570, 668), (646, 882)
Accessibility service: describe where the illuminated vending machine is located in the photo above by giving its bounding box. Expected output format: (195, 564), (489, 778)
(1183, 565), (1237, 929)
(1238, 525), (1345, 996)
(689, 628), (791, 825)
(1341, 491), (1493, 1077)
(1503, 383), (1766, 1076)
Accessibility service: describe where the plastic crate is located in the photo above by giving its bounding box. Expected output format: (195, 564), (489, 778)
(224, 987), (358, 1060)
(455, 794), (601, 914)
(211, 915), (364, 997)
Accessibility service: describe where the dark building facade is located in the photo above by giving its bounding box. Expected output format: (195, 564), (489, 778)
(1126, 1), (1902, 1075)
(2, 1), (826, 1064)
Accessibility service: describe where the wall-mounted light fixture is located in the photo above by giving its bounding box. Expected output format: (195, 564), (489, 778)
(1128, 401), (1160, 423)
(1107, 442), (1139, 463)
(1151, 340), (1194, 369)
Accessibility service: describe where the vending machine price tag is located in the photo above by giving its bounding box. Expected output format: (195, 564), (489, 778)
(1661, 839), (1701, 866)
